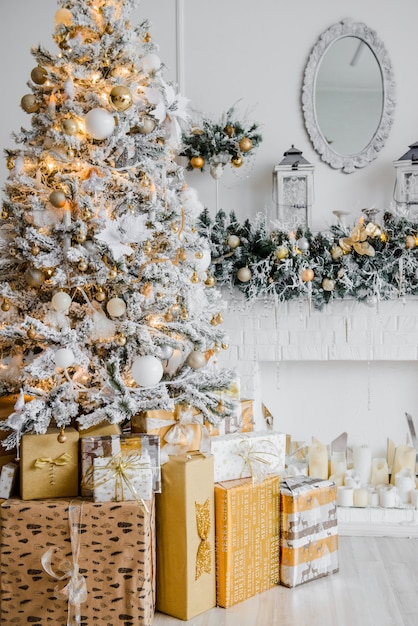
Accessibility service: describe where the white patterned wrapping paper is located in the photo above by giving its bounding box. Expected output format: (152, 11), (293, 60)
(211, 431), (286, 482)
(93, 451), (153, 502)
(0, 462), (18, 499)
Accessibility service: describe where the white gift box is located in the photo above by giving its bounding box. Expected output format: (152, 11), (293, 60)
(93, 451), (153, 502)
(211, 431), (286, 482)
(0, 462), (19, 499)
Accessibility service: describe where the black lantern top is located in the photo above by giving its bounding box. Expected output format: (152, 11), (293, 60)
(397, 141), (418, 162)
(279, 145), (311, 170)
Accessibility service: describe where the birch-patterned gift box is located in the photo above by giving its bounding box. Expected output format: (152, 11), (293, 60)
(211, 430), (286, 483)
(280, 476), (339, 587)
(93, 450), (153, 502)
(80, 433), (160, 497)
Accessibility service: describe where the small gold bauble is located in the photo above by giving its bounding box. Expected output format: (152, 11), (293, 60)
(115, 333), (127, 346)
(1, 210), (8, 219)
(190, 156), (205, 169)
(75, 232), (86, 243)
(144, 240), (153, 255)
(405, 235), (417, 250)
(138, 115), (156, 134)
(57, 428), (67, 443)
(322, 277), (336, 292)
(216, 399), (225, 414)
(109, 85), (133, 112)
(227, 235), (240, 249)
(216, 312), (223, 324)
(78, 260), (88, 271)
(105, 24), (114, 34)
(31, 245), (40, 256)
(1, 299), (10, 312)
(21, 94), (39, 113)
(221, 342), (229, 350)
(44, 268), (54, 279)
(239, 137), (253, 153)
(178, 248), (187, 261)
(9, 247), (16, 256)
(224, 125), (235, 137)
(237, 266), (252, 282)
(108, 267), (118, 280)
(27, 324), (36, 339)
(170, 222), (179, 234)
(195, 251), (204, 260)
(301, 267), (314, 282)
(180, 308), (189, 321)
(380, 233), (388, 243)
(49, 190), (67, 208)
(190, 271), (199, 284)
(62, 118), (78, 135)
(210, 315), (218, 326)
(231, 155), (243, 168)
(205, 275), (216, 287)
(82, 209), (93, 220)
(164, 310), (173, 322)
(275, 245), (289, 260)
(6, 159), (14, 170)
(144, 32), (151, 43)
(31, 66), (48, 85)
(95, 288), (106, 302)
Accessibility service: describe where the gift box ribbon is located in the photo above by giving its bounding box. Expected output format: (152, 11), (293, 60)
(195, 498), (211, 580)
(34, 452), (72, 485)
(81, 451), (150, 511)
(41, 502), (87, 626)
(237, 438), (281, 482)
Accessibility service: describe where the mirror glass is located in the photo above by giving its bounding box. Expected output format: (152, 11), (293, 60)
(302, 19), (396, 173)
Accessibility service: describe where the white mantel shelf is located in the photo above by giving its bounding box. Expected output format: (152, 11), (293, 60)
(338, 505), (418, 537)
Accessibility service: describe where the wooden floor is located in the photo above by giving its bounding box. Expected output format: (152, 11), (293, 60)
(153, 536), (418, 626)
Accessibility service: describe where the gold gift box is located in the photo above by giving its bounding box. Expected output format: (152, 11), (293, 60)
(132, 406), (202, 450)
(20, 427), (79, 500)
(156, 452), (216, 620)
(215, 475), (280, 608)
(280, 477), (339, 587)
(0, 497), (155, 625)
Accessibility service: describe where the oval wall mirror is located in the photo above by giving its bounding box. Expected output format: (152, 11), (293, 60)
(302, 19), (396, 173)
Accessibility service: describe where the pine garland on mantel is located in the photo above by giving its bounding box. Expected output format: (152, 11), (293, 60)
(197, 209), (418, 310)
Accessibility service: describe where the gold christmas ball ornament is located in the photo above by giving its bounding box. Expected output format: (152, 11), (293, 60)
(31, 244), (40, 256)
(216, 399), (225, 414)
(1, 209), (8, 219)
(231, 155), (243, 168)
(1, 298), (10, 312)
(322, 277), (336, 292)
(164, 310), (173, 322)
(178, 248), (187, 262)
(237, 266), (252, 282)
(21, 94), (39, 114)
(57, 427), (67, 443)
(190, 156), (205, 170)
(108, 267), (118, 280)
(227, 234), (241, 249)
(190, 271), (199, 284)
(49, 190), (67, 208)
(224, 125), (235, 137)
(138, 115), (156, 134)
(31, 66), (48, 85)
(180, 307), (189, 321)
(78, 260), (88, 272)
(144, 240), (153, 256)
(95, 288), (106, 302)
(55, 8), (73, 27)
(109, 85), (133, 111)
(115, 333), (127, 347)
(239, 137), (253, 153)
(205, 275), (216, 287)
(186, 350), (206, 370)
(275, 245), (289, 260)
(221, 342), (229, 350)
(301, 267), (314, 282)
(62, 118), (78, 136)
(27, 324), (36, 339)
(405, 235), (417, 250)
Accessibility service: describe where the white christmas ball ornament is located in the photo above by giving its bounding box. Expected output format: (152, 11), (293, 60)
(237, 267), (252, 283)
(51, 291), (72, 313)
(54, 348), (75, 369)
(131, 355), (164, 387)
(186, 350), (206, 370)
(190, 248), (211, 272)
(141, 53), (161, 74)
(160, 344), (174, 360)
(106, 297), (126, 317)
(85, 108), (115, 140)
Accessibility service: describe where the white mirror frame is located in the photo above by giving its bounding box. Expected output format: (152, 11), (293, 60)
(302, 18), (396, 174)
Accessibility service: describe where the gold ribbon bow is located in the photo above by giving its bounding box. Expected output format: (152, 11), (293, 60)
(195, 498), (211, 580)
(41, 503), (88, 626)
(81, 451), (150, 512)
(34, 452), (72, 486)
(339, 220), (376, 257)
(237, 438), (281, 483)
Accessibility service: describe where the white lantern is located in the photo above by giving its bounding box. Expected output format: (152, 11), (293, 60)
(131, 355), (163, 387)
(85, 108), (115, 140)
(54, 348), (75, 369)
(393, 141), (418, 219)
(106, 297), (126, 318)
(273, 145), (314, 230)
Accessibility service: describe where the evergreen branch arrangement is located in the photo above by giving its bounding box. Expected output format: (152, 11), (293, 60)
(198, 209), (418, 309)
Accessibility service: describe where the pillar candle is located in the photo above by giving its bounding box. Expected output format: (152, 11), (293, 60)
(410, 489), (418, 509)
(308, 438), (328, 479)
(379, 485), (397, 508)
(353, 445), (372, 486)
(337, 486), (353, 507)
(330, 451), (347, 478)
(353, 488), (368, 508)
(329, 473), (344, 487)
(366, 486), (379, 507)
(395, 468), (415, 504)
(390, 445), (416, 485)
(370, 458), (389, 486)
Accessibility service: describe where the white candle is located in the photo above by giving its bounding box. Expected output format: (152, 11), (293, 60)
(330, 451), (347, 478)
(353, 445), (372, 486)
(390, 445), (416, 485)
(353, 488), (368, 508)
(395, 468), (415, 504)
(366, 486), (379, 507)
(371, 458), (389, 486)
(410, 489), (418, 508)
(379, 485), (397, 508)
(344, 470), (361, 489)
(337, 486), (354, 507)
(329, 473), (344, 487)
(308, 438), (328, 479)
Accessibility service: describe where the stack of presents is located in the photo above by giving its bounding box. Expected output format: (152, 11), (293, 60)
(0, 392), (339, 625)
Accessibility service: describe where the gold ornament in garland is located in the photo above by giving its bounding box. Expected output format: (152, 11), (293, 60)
(239, 137), (253, 153)
(109, 85), (133, 111)
(301, 268), (314, 282)
(231, 155), (243, 168)
(190, 156), (205, 170)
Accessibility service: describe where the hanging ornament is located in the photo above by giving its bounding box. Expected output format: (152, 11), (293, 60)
(108, 267), (118, 280)
(190, 271), (199, 284)
(191, 248), (211, 272)
(237, 267), (252, 282)
(54, 347), (75, 369)
(210, 163), (224, 179)
(1, 298), (10, 312)
(405, 235), (417, 250)
(301, 268), (314, 282)
(57, 427), (67, 443)
(109, 85), (133, 111)
(227, 235), (241, 249)
(106, 297), (126, 317)
(239, 137), (253, 153)
(21, 94), (39, 113)
(186, 350), (206, 370)
(224, 125), (235, 137)
(26, 324), (36, 339)
(25, 267), (44, 288)
(55, 8), (73, 27)
(138, 116), (156, 134)
(275, 245), (289, 260)
(95, 288), (106, 303)
(49, 190), (67, 208)
(180, 308), (189, 321)
(296, 237), (310, 252)
(115, 333), (127, 347)
(131, 355), (163, 387)
(231, 155), (243, 168)
(30, 66), (48, 85)
(62, 118), (78, 136)
(85, 107), (115, 140)
(31, 244), (40, 256)
(221, 342), (229, 350)
(216, 399), (225, 414)
(78, 260), (88, 272)
(159, 344), (174, 360)
(205, 275), (216, 287)
(322, 278), (336, 292)
(51, 291), (72, 313)
(141, 53), (161, 74)
(190, 156), (205, 170)
(164, 310), (173, 322)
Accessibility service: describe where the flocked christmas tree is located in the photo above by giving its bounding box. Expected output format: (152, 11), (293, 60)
(0, 0), (234, 452)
